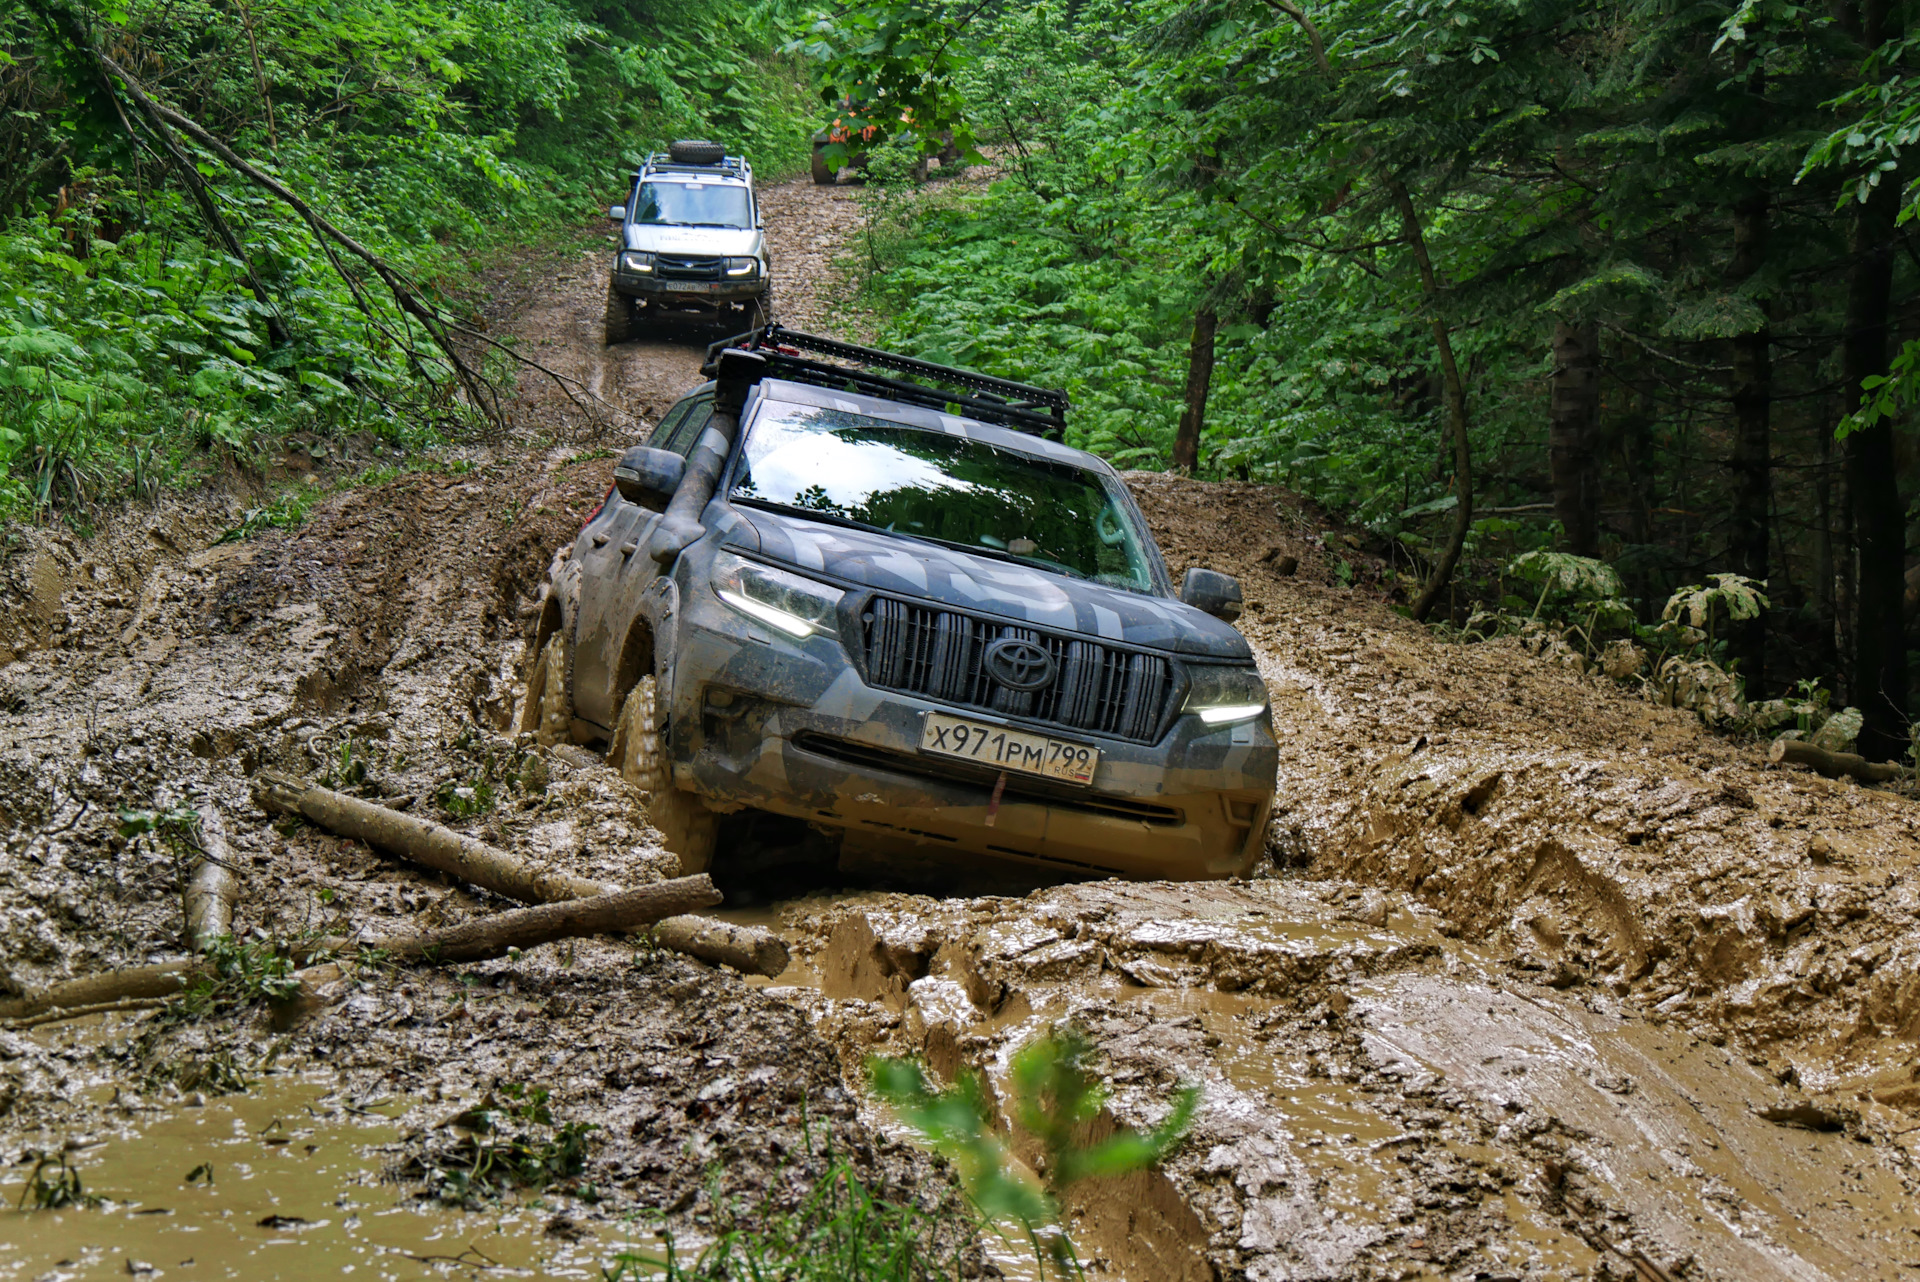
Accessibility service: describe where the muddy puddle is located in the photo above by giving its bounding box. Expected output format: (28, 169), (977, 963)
(0, 1056), (624, 1281)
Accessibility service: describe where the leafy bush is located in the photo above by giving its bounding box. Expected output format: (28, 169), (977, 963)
(0, 0), (814, 522)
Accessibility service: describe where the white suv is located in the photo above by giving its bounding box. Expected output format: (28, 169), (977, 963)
(605, 140), (772, 342)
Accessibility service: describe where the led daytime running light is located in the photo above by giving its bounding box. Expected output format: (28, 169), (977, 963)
(1197, 703), (1266, 726)
(717, 589), (814, 637)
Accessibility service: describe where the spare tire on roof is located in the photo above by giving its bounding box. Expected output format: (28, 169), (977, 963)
(668, 139), (725, 165)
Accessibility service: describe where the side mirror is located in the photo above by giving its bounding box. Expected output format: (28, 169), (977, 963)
(1181, 567), (1243, 622)
(614, 446), (685, 512)
(607, 205), (626, 222)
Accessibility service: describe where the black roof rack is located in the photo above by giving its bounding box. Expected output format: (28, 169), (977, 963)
(638, 152), (751, 182)
(701, 325), (1070, 438)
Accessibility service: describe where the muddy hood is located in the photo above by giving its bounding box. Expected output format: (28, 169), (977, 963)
(721, 506), (1252, 659)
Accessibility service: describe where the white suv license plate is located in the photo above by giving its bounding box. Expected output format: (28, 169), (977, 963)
(662, 280), (724, 292)
(919, 713), (1098, 786)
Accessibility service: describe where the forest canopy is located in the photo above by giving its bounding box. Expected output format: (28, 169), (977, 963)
(804, 0), (1920, 757)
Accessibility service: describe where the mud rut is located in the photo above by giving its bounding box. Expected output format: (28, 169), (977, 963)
(1, 176), (1917, 1280)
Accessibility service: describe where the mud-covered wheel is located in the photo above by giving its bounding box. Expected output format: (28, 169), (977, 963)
(609, 675), (718, 875)
(604, 284), (636, 346)
(669, 139), (725, 165)
(810, 143), (836, 185)
(525, 633), (573, 747)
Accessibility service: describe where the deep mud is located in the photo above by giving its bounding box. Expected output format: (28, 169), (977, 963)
(2, 174), (1918, 1280)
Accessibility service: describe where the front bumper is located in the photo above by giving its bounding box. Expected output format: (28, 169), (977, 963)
(665, 583), (1277, 881)
(612, 270), (767, 303)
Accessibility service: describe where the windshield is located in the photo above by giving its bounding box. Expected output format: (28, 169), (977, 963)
(631, 180), (752, 228)
(730, 402), (1157, 592)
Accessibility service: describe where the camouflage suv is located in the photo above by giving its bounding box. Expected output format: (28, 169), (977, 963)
(526, 328), (1275, 880)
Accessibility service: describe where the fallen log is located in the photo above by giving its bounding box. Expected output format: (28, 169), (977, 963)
(252, 771), (604, 903)
(363, 878), (720, 965)
(0, 960), (203, 1023)
(0, 877), (720, 1025)
(184, 805), (240, 952)
(1768, 737), (1906, 784)
(256, 773), (790, 976)
(653, 915), (790, 977)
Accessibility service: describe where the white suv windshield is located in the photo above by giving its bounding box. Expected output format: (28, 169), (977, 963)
(631, 180), (752, 228)
(731, 402), (1156, 592)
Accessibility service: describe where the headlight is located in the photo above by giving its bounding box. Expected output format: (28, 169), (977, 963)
(1184, 665), (1268, 726)
(620, 251), (654, 274)
(713, 552), (841, 637)
(724, 257), (760, 279)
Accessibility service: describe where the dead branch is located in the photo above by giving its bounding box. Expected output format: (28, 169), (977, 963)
(255, 772), (788, 974)
(0, 877), (719, 1023)
(184, 805), (239, 952)
(253, 771), (605, 905)
(2, 997), (171, 1030)
(0, 959), (202, 1023)
(1768, 737), (1906, 783)
(652, 915), (790, 978)
(360, 878), (721, 964)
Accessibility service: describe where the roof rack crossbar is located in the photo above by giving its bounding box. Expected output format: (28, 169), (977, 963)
(700, 325), (1070, 438)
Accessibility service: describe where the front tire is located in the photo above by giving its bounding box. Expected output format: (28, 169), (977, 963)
(604, 284), (637, 346)
(811, 143), (836, 186)
(750, 281), (776, 329)
(609, 675), (718, 875)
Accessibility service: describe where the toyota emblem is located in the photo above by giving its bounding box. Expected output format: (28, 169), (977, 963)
(984, 637), (1056, 691)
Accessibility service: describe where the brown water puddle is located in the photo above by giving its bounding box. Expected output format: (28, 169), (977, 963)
(0, 1071), (638, 1281)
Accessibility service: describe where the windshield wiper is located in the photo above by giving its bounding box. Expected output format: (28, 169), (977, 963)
(731, 496), (876, 535)
(683, 221), (746, 228)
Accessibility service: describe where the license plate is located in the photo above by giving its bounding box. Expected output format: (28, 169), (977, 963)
(662, 280), (722, 292)
(919, 713), (1099, 786)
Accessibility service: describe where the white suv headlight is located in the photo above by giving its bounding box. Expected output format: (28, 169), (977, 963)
(724, 257), (760, 279)
(621, 251), (655, 274)
(713, 552), (841, 637)
(1184, 665), (1269, 726)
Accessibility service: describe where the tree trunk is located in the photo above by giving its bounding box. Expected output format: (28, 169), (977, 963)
(1172, 307), (1217, 473)
(1548, 320), (1602, 557)
(1844, 173), (1906, 759)
(1390, 180), (1474, 623)
(1728, 186), (1773, 694)
(1815, 403), (1839, 685)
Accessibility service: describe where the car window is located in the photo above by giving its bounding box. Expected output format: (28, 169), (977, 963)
(665, 401), (714, 457)
(648, 401), (694, 450)
(630, 181), (752, 229)
(731, 401), (1156, 592)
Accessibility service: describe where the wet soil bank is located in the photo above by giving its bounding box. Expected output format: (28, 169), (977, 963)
(1, 172), (1917, 1280)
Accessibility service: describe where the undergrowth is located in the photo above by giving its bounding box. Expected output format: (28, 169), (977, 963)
(1, 0), (815, 524)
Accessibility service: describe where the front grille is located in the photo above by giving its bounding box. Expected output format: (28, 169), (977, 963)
(862, 597), (1173, 743)
(656, 255), (723, 280)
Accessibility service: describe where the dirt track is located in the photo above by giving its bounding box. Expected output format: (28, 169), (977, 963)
(2, 174), (1918, 1279)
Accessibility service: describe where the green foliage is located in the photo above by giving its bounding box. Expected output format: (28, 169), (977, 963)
(0, 0), (813, 522)
(827, 0), (1914, 712)
(873, 1025), (1197, 1278)
(418, 1082), (598, 1205)
(15, 1152), (98, 1210)
(604, 1155), (968, 1281)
